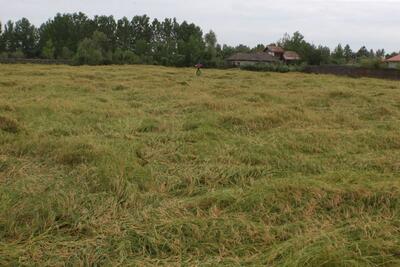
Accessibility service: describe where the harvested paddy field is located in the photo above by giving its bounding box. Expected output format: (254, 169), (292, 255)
(1, 64), (400, 266)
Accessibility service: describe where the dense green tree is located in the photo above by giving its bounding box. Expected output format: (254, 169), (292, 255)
(113, 48), (140, 64)
(74, 38), (102, 65)
(0, 21), (4, 53)
(42, 39), (55, 59)
(279, 31), (315, 64)
(60, 46), (74, 59)
(14, 18), (38, 57)
(221, 44), (236, 59)
(152, 18), (180, 65)
(74, 31), (112, 65)
(279, 32), (307, 52)
(151, 18), (168, 64)
(131, 15), (152, 43)
(375, 49), (385, 58)
(39, 13), (95, 58)
(70, 12), (96, 49)
(174, 21), (205, 66)
(204, 30), (218, 66)
(204, 30), (217, 48)
(306, 45), (331, 65)
(251, 44), (265, 52)
(176, 34), (204, 66)
(4, 13), (397, 67)
(332, 44), (345, 64)
(356, 46), (370, 58)
(234, 44), (251, 53)
(116, 17), (133, 50)
(131, 15), (153, 62)
(343, 44), (353, 62)
(369, 49), (375, 58)
(94, 15), (117, 50)
(332, 44), (344, 58)
(91, 30), (113, 63)
(3, 21), (18, 53)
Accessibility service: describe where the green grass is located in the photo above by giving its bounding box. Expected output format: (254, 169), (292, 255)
(1, 64), (400, 266)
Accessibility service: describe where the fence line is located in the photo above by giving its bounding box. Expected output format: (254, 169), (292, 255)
(0, 58), (72, 65)
(303, 65), (400, 80)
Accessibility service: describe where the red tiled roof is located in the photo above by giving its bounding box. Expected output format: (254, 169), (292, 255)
(386, 55), (400, 62)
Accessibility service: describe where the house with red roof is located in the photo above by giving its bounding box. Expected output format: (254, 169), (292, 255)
(385, 55), (400, 69)
(226, 44), (301, 67)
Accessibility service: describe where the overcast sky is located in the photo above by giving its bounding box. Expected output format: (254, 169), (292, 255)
(1, 0), (399, 52)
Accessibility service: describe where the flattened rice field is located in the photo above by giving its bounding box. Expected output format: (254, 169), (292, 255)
(1, 64), (400, 266)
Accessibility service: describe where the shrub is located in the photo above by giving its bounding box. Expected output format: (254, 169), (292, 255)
(358, 57), (385, 69)
(9, 49), (25, 59)
(0, 52), (8, 59)
(73, 31), (113, 65)
(73, 38), (103, 65)
(240, 63), (304, 73)
(113, 49), (140, 64)
(60, 47), (74, 60)
(42, 40), (55, 59)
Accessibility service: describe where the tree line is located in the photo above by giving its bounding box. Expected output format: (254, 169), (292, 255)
(277, 32), (397, 67)
(0, 13), (398, 67)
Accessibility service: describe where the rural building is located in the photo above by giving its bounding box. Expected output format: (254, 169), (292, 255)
(227, 44), (300, 66)
(283, 51), (301, 62)
(385, 55), (400, 69)
(264, 44), (285, 58)
(226, 52), (279, 67)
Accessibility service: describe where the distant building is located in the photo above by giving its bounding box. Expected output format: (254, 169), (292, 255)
(264, 44), (285, 58)
(283, 51), (301, 62)
(226, 52), (279, 67)
(385, 55), (400, 69)
(227, 44), (301, 66)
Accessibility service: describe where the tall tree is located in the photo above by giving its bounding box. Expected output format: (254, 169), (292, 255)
(375, 49), (385, 58)
(332, 44), (345, 64)
(14, 18), (38, 57)
(42, 39), (55, 59)
(204, 30), (218, 65)
(3, 21), (17, 53)
(39, 13), (95, 58)
(221, 44), (236, 59)
(175, 21), (205, 66)
(94, 15), (117, 50)
(234, 44), (251, 53)
(204, 30), (217, 49)
(343, 44), (353, 62)
(116, 17), (133, 50)
(332, 44), (344, 59)
(279, 31), (315, 64)
(0, 21), (4, 53)
(251, 44), (265, 52)
(356, 46), (370, 58)
(131, 15), (153, 60)
(74, 31), (112, 65)
(369, 49), (375, 58)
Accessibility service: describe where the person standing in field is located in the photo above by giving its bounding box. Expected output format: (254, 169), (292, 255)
(195, 63), (203, 76)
